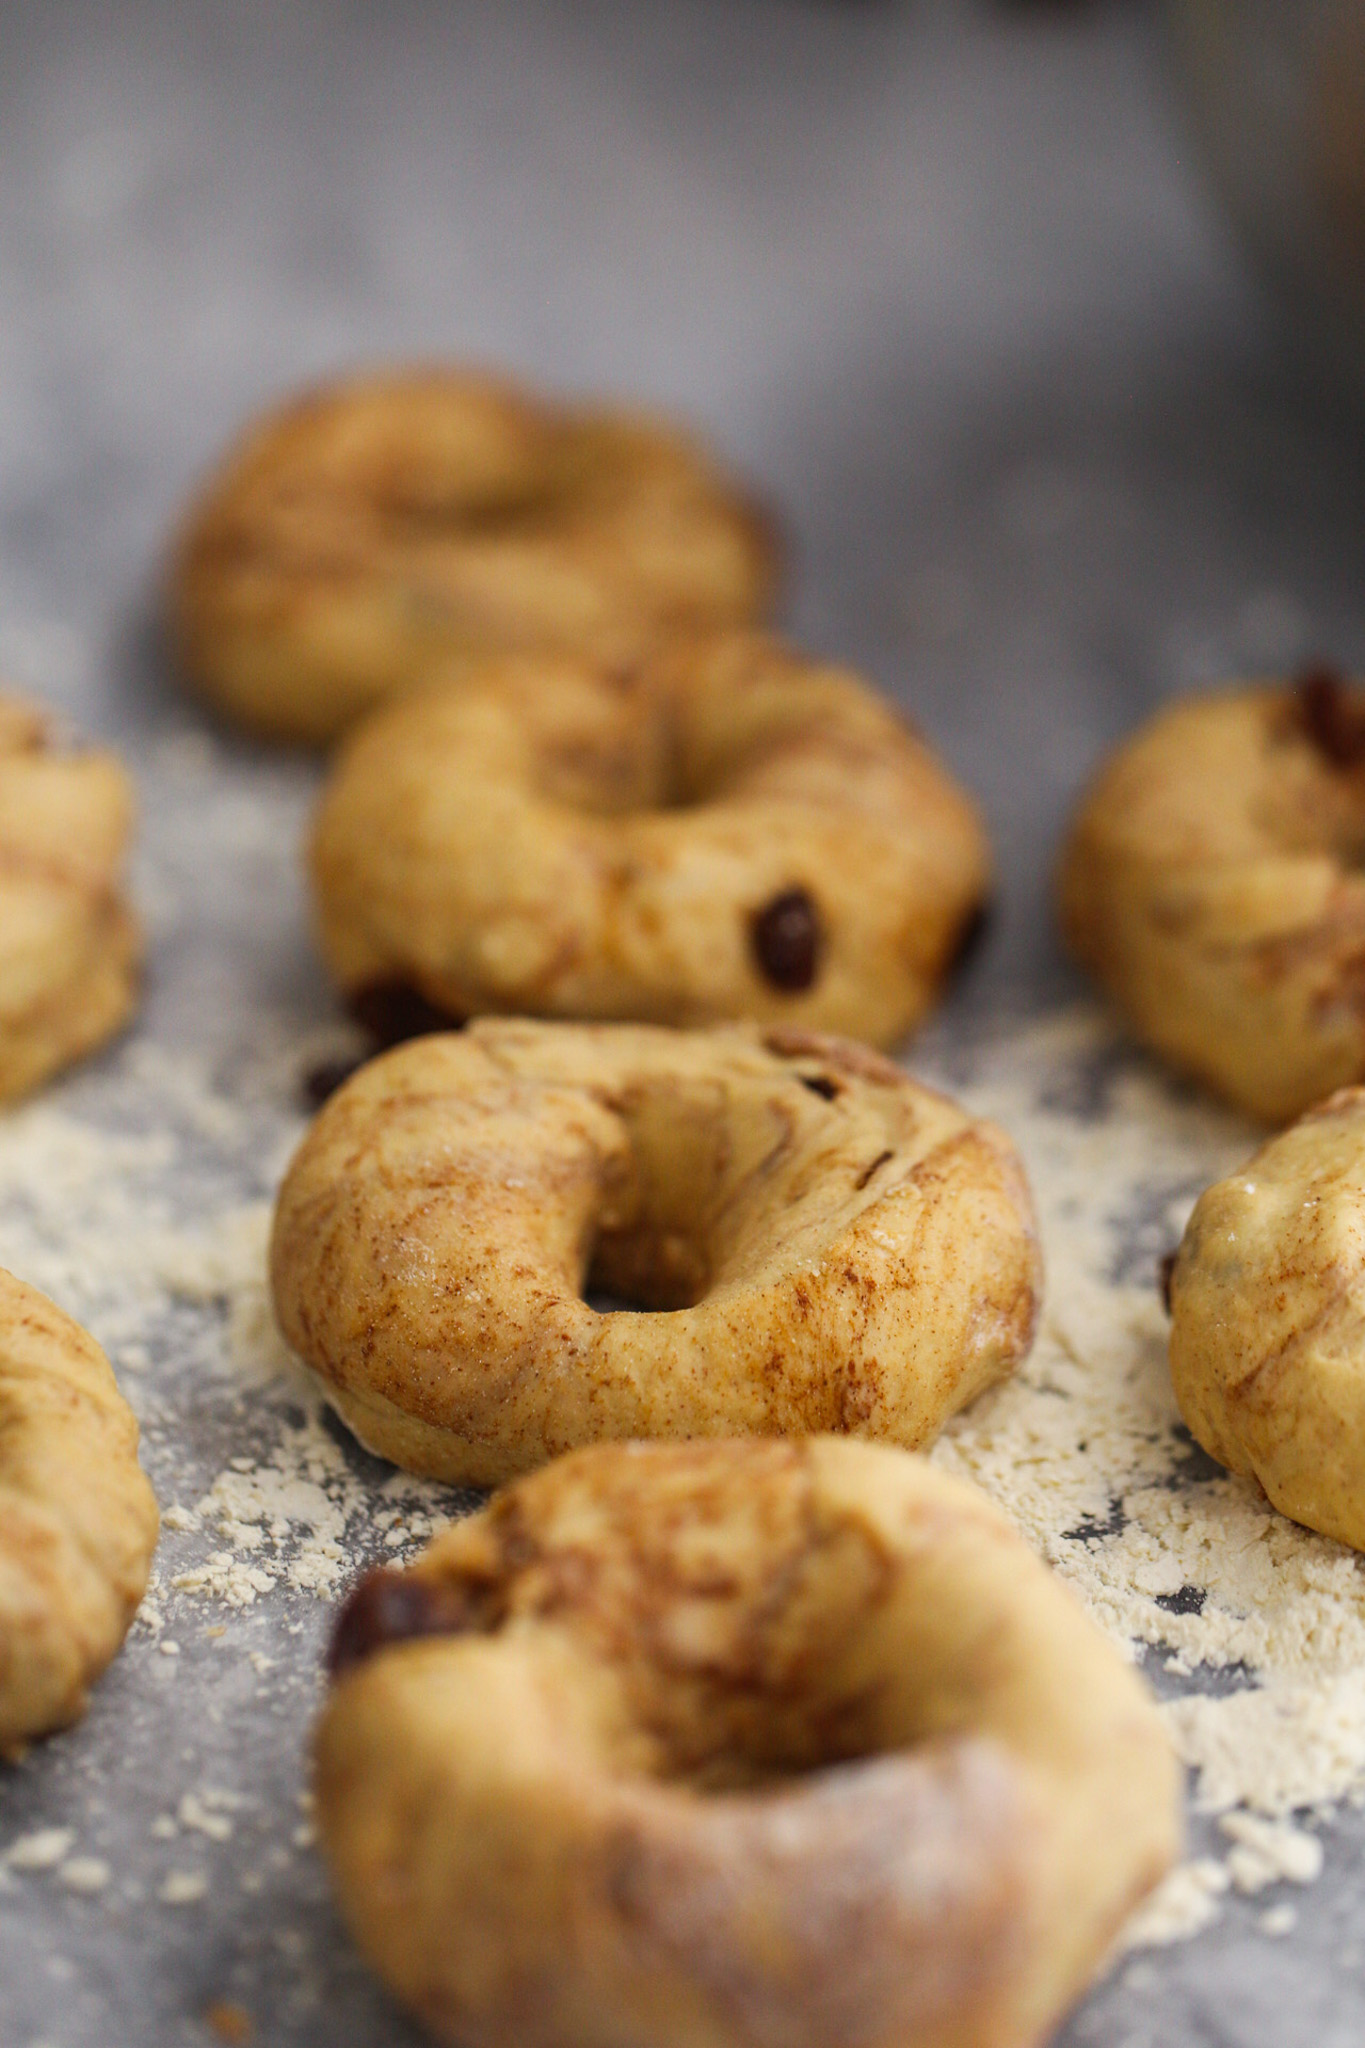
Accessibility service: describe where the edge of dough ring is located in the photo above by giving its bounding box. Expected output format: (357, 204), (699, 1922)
(269, 1019), (1042, 1485)
(0, 696), (142, 1104)
(0, 1267), (159, 1750)
(312, 1437), (1182, 2048)
(1169, 1084), (1365, 1547)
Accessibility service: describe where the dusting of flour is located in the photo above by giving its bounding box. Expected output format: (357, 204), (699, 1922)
(1, 999), (1361, 1954)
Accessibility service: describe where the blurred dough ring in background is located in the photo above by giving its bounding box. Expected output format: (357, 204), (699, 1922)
(1170, 1085), (1365, 1549)
(0, 1268), (159, 1750)
(1059, 670), (1365, 1123)
(269, 1019), (1041, 1487)
(168, 365), (778, 743)
(310, 633), (992, 1049)
(315, 1437), (1181, 2048)
(0, 698), (141, 1105)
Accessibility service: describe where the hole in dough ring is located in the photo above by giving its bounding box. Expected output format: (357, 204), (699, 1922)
(309, 633), (991, 1049)
(1170, 1084), (1365, 1548)
(167, 366), (779, 744)
(0, 697), (141, 1104)
(269, 1019), (1041, 1487)
(1059, 672), (1365, 1122)
(313, 1438), (1181, 2048)
(0, 1268), (159, 1750)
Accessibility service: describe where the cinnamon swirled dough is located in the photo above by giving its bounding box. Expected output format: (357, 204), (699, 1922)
(1060, 672), (1365, 1123)
(270, 1019), (1040, 1486)
(0, 698), (140, 1103)
(309, 634), (991, 1049)
(315, 1438), (1180, 2048)
(0, 1269), (158, 1748)
(169, 368), (777, 742)
(1169, 1086), (1365, 1549)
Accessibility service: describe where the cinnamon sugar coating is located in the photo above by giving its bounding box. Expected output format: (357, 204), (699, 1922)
(1060, 676), (1365, 1121)
(1170, 1085), (1365, 1548)
(309, 634), (990, 1048)
(169, 367), (777, 743)
(270, 1019), (1040, 1485)
(314, 1438), (1179, 2048)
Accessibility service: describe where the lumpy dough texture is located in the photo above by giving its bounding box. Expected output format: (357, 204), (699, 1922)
(1170, 1086), (1365, 1549)
(0, 697), (140, 1103)
(0, 1268), (158, 1748)
(314, 1438), (1180, 2048)
(168, 367), (777, 742)
(1059, 675), (1365, 1122)
(270, 1019), (1041, 1486)
(309, 634), (991, 1048)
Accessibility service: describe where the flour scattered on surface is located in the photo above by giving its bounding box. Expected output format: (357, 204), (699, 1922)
(166, 1390), (456, 1608)
(6, 1829), (75, 1872)
(2, 997), (1363, 1971)
(178, 1794), (235, 1843)
(1218, 1812), (1324, 1894)
(1118, 1857), (1229, 1949)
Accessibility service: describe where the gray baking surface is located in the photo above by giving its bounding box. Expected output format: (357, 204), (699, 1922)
(3, 2), (1365, 2043)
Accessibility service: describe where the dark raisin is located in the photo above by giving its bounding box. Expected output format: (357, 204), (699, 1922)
(1297, 662), (1365, 767)
(348, 980), (465, 1048)
(948, 900), (992, 975)
(1158, 1249), (1178, 1315)
(750, 888), (822, 992)
(799, 1074), (840, 1101)
(326, 1568), (477, 1678)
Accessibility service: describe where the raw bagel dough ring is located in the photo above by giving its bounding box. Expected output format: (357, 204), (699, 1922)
(309, 633), (991, 1048)
(168, 367), (777, 743)
(0, 698), (141, 1104)
(0, 1269), (158, 1749)
(269, 1019), (1041, 1486)
(1060, 671), (1365, 1122)
(1170, 1085), (1365, 1548)
(314, 1437), (1180, 2048)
